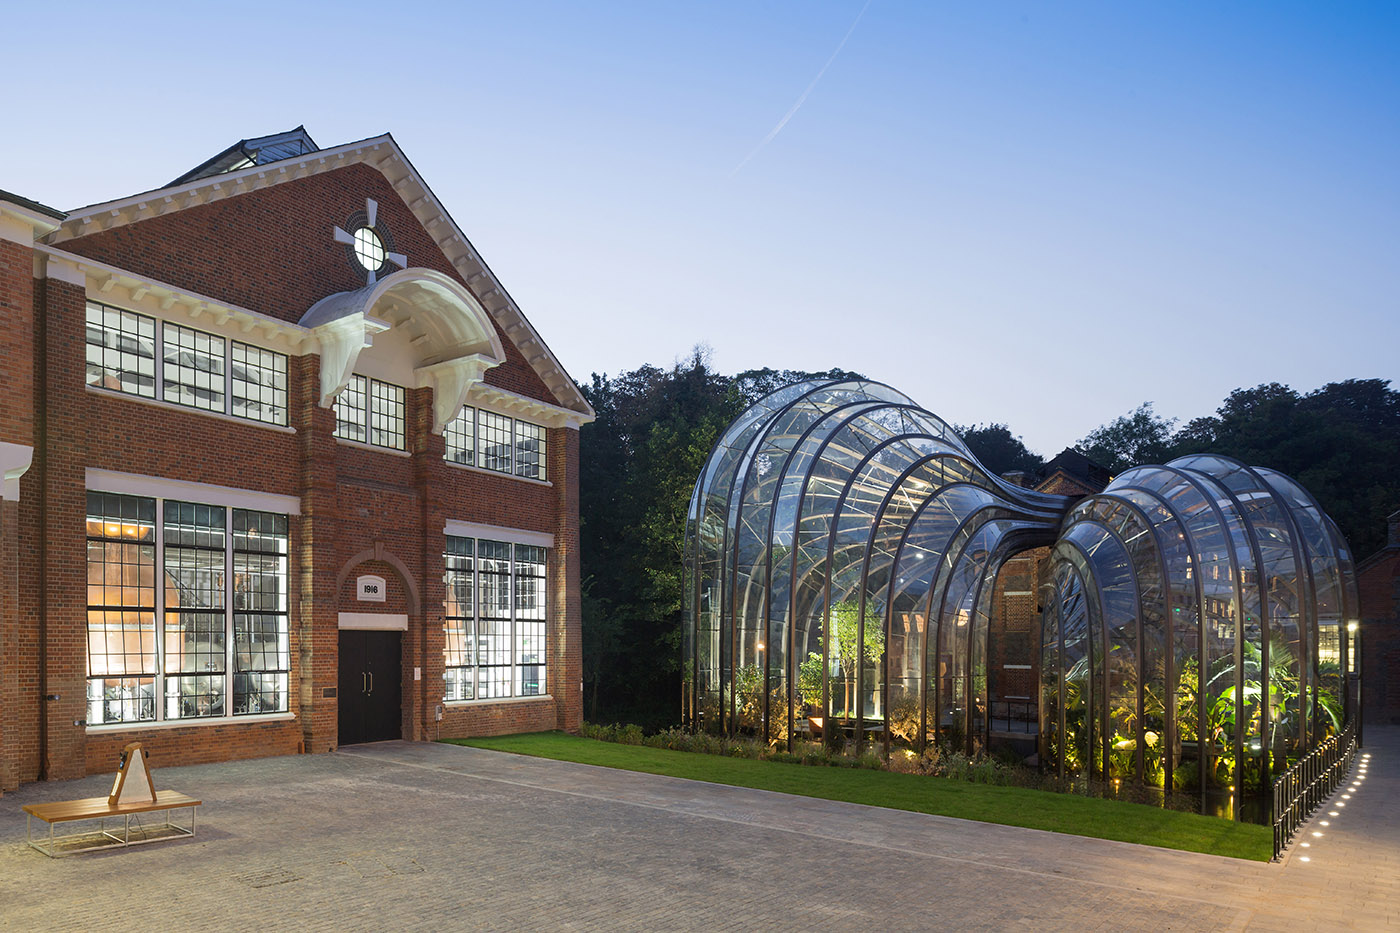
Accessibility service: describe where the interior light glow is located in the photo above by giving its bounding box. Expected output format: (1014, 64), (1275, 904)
(1299, 856), (1311, 862)
(353, 226), (386, 271)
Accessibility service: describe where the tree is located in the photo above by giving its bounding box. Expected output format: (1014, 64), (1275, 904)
(1170, 379), (1400, 555)
(732, 366), (866, 406)
(954, 423), (1045, 476)
(1076, 402), (1178, 475)
(579, 347), (741, 728)
(579, 356), (867, 729)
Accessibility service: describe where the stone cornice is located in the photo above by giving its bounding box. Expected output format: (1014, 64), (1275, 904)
(34, 244), (315, 355)
(0, 198), (62, 243)
(469, 383), (594, 430)
(44, 134), (594, 419)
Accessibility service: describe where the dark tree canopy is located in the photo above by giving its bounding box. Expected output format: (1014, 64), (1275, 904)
(731, 367), (867, 406)
(579, 352), (864, 728)
(954, 423), (1046, 477)
(1164, 379), (1400, 556)
(1074, 402), (1178, 475)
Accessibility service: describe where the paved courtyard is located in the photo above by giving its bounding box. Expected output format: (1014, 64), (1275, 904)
(0, 727), (1394, 932)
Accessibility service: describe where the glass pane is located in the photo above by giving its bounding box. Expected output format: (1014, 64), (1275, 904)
(163, 322), (226, 413)
(230, 341), (288, 425)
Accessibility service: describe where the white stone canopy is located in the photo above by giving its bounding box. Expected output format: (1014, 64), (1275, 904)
(301, 268), (505, 432)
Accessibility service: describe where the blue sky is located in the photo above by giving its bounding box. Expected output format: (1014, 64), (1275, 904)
(6, 2), (1396, 454)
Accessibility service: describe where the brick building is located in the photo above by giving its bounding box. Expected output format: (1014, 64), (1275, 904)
(1359, 511), (1400, 726)
(0, 128), (592, 792)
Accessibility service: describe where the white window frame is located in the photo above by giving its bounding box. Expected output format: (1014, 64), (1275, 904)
(443, 407), (547, 481)
(86, 301), (289, 426)
(334, 373), (407, 451)
(443, 535), (549, 703)
(84, 490), (292, 730)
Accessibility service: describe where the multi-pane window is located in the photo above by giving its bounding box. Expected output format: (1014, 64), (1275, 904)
(370, 379), (406, 449)
(163, 501), (227, 719)
(86, 304), (156, 397)
(444, 538), (475, 701)
(443, 407), (475, 466)
(478, 412), (512, 473)
(86, 302), (288, 426)
(86, 493), (158, 724)
(163, 323), (226, 413)
(514, 545), (547, 696)
(334, 375), (368, 443)
(84, 492), (289, 727)
(444, 408), (546, 481)
(233, 511), (290, 714)
(514, 421), (547, 481)
(443, 536), (548, 702)
(477, 540), (513, 699)
(231, 343), (289, 425)
(334, 374), (405, 450)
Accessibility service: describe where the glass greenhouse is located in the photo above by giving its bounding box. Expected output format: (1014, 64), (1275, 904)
(682, 380), (1358, 813)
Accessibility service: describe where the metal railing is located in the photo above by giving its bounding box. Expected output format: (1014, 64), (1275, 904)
(1271, 718), (1357, 861)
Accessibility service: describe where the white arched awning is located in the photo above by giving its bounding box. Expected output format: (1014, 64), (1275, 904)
(301, 268), (505, 433)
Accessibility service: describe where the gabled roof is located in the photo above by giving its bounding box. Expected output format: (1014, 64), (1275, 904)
(1042, 448), (1112, 491)
(0, 188), (66, 220)
(167, 126), (320, 187)
(45, 132), (592, 419)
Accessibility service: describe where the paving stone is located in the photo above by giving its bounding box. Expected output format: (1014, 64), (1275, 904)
(1, 726), (1394, 931)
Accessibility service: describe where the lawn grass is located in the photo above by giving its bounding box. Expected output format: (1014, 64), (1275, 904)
(446, 732), (1270, 861)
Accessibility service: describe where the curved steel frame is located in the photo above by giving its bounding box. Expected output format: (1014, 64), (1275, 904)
(684, 383), (1360, 815)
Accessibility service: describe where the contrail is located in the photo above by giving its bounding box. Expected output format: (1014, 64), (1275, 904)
(729, 0), (874, 178)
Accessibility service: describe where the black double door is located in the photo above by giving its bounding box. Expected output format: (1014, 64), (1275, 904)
(338, 630), (403, 745)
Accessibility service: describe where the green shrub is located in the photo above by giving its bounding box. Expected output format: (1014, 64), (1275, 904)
(578, 722), (1200, 812)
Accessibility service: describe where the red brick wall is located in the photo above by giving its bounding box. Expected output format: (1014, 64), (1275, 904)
(554, 427), (583, 732)
(0, 499), (17, 792)
(988, 548), (1046, 713)
(0, 231), (34, 793)
(85, 718), (304, 774)
(59, 164), (557, 406)
(1359, 549), (1400, 725)
(0, 237), (34, 447)
(28, 277), (90, 781)
(296, 353), (341, 755)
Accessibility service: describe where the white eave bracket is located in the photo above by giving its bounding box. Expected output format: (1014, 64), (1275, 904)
(311, 313), (390, 407)
(1, 442), (34, 501)
(417, 354), (501, 434)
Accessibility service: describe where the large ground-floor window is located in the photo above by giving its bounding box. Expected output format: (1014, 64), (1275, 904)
(443, 536), (547, 702)
(85, 491), (290, 725)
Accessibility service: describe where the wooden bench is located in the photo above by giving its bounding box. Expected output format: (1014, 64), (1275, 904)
(23, 791), (201, 856)
(21, 742), (200, 857)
